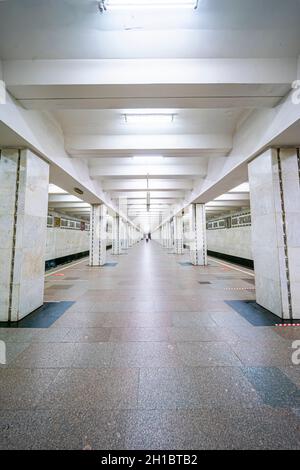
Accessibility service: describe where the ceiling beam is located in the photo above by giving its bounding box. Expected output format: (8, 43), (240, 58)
(67, 134), (231, 156)
(4, 58), (295, 110)
(48, 194), (84, 203)
(48, 202), (91, 209)
(215, 193), (250, 201)
(111, 191), (185, 199)
(126, 198), (178, 204)
(89, 164), (206, 178)
(206, 201), (250, 207)
(101, 178), (194, 191)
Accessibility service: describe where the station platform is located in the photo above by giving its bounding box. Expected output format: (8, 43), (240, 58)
(0, 241), (299, 450)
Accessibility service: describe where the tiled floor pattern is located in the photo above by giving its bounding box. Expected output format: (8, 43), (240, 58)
(0, 241), (299, 450)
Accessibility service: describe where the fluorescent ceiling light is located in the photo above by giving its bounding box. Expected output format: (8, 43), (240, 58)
(125, 113), (175, 125)
(105, 0), (198, 9)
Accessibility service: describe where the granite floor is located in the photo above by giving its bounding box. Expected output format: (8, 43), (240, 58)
(0, 241), (299, 450)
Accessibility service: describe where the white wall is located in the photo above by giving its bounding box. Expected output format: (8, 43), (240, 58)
(45, 227), (115, 261)
(206, 225), (253, 260)
(46, 228), (89, 261)
(155, 215), (253, 261)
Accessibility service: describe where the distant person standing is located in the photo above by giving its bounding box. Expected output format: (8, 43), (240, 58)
(148, 232), (151, 241)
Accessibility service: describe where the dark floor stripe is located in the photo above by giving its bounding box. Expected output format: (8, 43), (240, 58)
(242, 367), (300, 408)
(0, 302), (74, 328)
(226, 300), (279, 326)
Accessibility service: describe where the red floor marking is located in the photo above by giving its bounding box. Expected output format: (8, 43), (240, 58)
(224, 287), (255, 291)
(275, 323), (300, 327)
(52, 273), (65, 277)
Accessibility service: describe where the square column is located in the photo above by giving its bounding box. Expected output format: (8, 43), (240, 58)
(130, 226), (136, 246)
(128, 225), (132, 247)
(174, 215), (184, 254)
(89, 204), (107, 266)
(169, 220), (174, 250)
(189, 203), (207, 266)
(112, 214), (121, 255)
(165, 221), (172, 250)
(158, 226), (162, 245)
(161, 224), (166, 247)
(249, 148), (300, 320)
(0, 149), (49, 322)
(121, 220), (129, 251)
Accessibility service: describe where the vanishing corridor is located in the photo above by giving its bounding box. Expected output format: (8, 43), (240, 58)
(0, 241), (299, 450)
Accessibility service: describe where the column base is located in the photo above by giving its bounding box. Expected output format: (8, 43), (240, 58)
(190, 250), (208, 266)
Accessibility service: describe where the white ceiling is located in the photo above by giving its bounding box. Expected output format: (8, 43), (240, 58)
(0, 0), (300, 59)
(54, 108), (246, 136)
(1, 0), (300, 230)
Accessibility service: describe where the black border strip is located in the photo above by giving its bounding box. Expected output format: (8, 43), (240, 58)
(45, 251), (89, 271)
(207, 250), (254, 269)
(45, 246), (113, 271)
(8, 149), (21, 322)
(277, 148), (293, 321)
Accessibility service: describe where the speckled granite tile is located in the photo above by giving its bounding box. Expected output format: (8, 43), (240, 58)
(0, 368), (59, 409)
(138, 367), (261, 409)
(35, 368), (139, 410)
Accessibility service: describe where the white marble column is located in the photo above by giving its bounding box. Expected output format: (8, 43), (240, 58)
(189, 203), (207, 266)
(157, 227), (162, 245)
(174, 214), (184, 254)
(89, 204), (107, 266)
(124, 222), (129, 250)
(170, 220), (174, 250)
(128, 225), (132, 247)
(165, 221), (172, 250)
(0, 149), (49, 322)
(249, 148), (300, 320)
(112, 214), (121, 255)
(130, 226), (136, 246)
(120, 219), (125, 250)
(161, 224), (166, 248)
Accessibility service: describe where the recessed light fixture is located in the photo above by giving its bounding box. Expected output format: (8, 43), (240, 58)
(125, 113), (175, 125)
(104, 0), (198, 9)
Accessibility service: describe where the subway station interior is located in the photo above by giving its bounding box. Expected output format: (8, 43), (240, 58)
(0, 0), (300, 452)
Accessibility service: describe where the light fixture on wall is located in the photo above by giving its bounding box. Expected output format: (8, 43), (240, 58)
(124, 113), (175, 125)
(103, 0), (198, 10)
(74, 187), (84, 195)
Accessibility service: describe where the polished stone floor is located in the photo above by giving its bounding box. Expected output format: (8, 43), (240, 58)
(0, 241), (299, 450)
